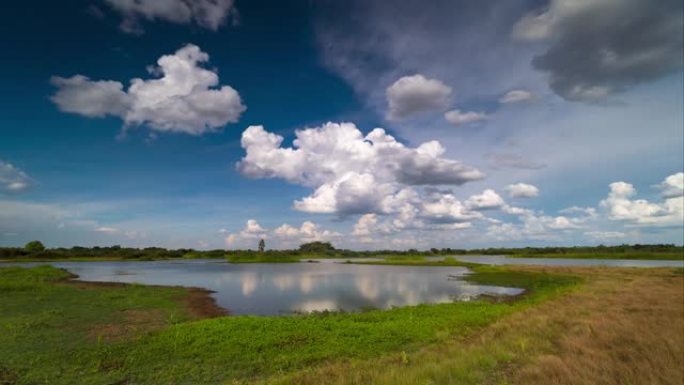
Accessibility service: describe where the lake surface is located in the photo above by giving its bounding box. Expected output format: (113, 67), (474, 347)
(7, 259), (523, 315)
(451, 255), (684, 268)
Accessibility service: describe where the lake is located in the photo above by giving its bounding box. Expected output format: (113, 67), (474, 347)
(6, 259), (523, 315)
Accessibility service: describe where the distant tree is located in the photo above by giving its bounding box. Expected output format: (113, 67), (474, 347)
(299, 241), (335, 253)
(258, 239), (265, 253)
(24, 240), (45, 252)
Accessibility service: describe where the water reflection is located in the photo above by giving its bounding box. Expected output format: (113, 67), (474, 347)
(5, 259), (523, 315)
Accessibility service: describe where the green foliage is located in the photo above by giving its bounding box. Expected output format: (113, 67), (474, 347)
(298, 241), (336, 254)
(0, 246), (227, 261)
(24, 240), (45, 252)
(258, 239), (266, 253)
(1, 243), (680, 262)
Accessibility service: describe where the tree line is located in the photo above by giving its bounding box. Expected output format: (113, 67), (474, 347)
(0, 240), (681, 260)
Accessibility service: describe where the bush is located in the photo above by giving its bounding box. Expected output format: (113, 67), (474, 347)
(24, 240), (45, 252)
(299, 241), (335, 254)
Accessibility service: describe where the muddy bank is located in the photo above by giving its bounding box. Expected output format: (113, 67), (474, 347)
(61, 272), (229, 319)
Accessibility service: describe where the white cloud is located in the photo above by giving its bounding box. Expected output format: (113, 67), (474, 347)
(420, 193), (483, 223)
(559, 206), (597, 218)
(659, 172), (684, 198)
(600, 175), (684, 226)
(49, 76), (130, 118)
(499, 89), (534, 104)
(51, 44), (245, 135)
(584, 231), (626, 241)
(274, 221), (341, 241)
(487, 210), (586, 241)
(95, 226), (119, 234)
(465, 189), (505, 210)
(244, 219), (266, 234)
(351, 214), (378, 236)
(224, 219), (267, 247)
(502, 205), (534, 216)
(386, 74), (452, 120)
(547, 216), (581, 230)
(224, 219), (339, 248)
(505, 183), (539, 198)
(0, 161), (34, 193)
(103, 0), (237, 34)
(237, 122), (484, 216)
(444, 109), (487, 127)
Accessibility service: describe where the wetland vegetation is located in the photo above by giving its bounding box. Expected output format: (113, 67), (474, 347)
(0, 243), (682, 384)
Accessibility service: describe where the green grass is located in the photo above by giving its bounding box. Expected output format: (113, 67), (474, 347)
(0, 263), (581, 384)
(0, 266), (194, 385)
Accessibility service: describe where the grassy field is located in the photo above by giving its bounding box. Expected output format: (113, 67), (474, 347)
(0, 262), (681, 385)
(264, 266), (683, 385)
(507, 251), (684, 260)
(0, 266), (223, 385)
(0, 263), (577, 384)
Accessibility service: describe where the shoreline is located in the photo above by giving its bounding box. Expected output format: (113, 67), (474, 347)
(61, 271), (230, 319)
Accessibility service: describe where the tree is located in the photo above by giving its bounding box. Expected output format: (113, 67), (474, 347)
(299, 241), (335, 254)
(258, 239), (265, 253)
(24, 240), (45, 252)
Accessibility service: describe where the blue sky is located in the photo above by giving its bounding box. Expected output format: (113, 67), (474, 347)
(1, 0), (682, 250)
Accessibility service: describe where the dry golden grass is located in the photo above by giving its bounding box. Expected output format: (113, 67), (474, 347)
(261, 266), (684, 385)
(513, 267), (684, 385)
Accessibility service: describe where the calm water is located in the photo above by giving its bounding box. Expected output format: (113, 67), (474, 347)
(450, 255), (684, 268)
(7, 259), (523, 315)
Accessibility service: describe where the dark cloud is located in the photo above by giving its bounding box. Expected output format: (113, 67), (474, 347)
(516, 0), (683, 101)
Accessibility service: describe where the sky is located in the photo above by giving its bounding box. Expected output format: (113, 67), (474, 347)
(0, 0), (682, 250)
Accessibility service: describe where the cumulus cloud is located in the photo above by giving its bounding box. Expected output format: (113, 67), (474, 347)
(386, 74), (452, 120)
(237, 122), (484, 216)
(600, 174), (684, 226)
(274, 221), (341, 241)
(465, 189), (505, 210)
(51, 44), (245, 135)
(351, 214), (378, 236)
(0, 161), (34, 193)
(546, 216), (581, 230)
(224, 219), (267, 246)
(499, 89), (534, 104)
(505, 183), (539, 198)
(488, 207), (588, 241)
(49, 76), (130, 118)
(224, 219), (339, 248)
(513, 0), (683, 101)
(243, 219), (266, 234)
(419, 192), (483, 224)
(102, 0), (237, 34)
(444, 109), (488, 127)
(659, 172), (684, 198)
